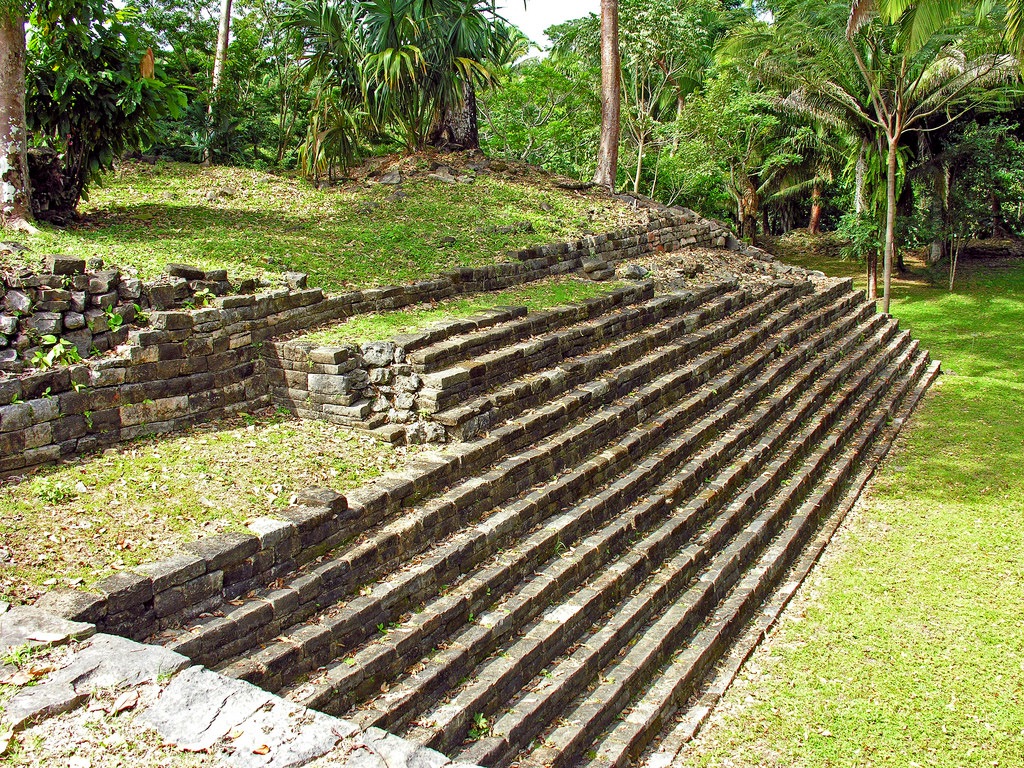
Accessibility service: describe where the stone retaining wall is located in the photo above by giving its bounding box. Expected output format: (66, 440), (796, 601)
(0, 209), (725, 474)
(0, 255), (268, 374)
(265, 283), (656, 442)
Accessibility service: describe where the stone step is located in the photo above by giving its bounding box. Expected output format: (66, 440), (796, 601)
(581, 351), (935, 768)
(197, 283), (857, 684)
(332, 309), (897, 739)
(415, 283), (748, 413)
(402, 323), (912, 761)
(391, 306), (531, 355)
(286, 294), (888, 716)
(420, 279), (822, 417)
(406, 282), (660, 374)
(455, 342), (927, 768)
(637, 358), (942, 768)
(433, 284), (782, 441)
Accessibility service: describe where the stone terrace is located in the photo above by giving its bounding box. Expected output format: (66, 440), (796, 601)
(36, 271), (940, 767)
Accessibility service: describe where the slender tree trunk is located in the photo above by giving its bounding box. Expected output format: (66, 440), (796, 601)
(0, 7), (34, 231)
(882, 134), (898, 314)
(990, 192), (1007, 238)
(854, 137), (868, 214)
(633, 132), (645, 194)
(740, 178), (759, 242)
(212, 0), (233, 93)
(868, 251), (878, 299)
(808, 183), (822, 234)
(593, 0), (620, 190)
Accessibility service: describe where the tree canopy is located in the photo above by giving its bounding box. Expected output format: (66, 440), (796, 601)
(0, 0), (1023, 310)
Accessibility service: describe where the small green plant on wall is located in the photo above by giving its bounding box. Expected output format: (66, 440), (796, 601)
(31, 335), (83, 369)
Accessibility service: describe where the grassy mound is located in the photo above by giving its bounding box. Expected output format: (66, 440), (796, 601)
(3, 159), (639, 292)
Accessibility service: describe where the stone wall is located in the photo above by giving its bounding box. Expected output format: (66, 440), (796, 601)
(265, 284), (656, 443)
(0, 254), (274, 374)
(0, 208), (727, 475)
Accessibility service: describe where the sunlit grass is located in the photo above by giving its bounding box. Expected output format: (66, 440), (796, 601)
(686, 255), (1024, 767)
(5, 162), (636, 292)
(0, 410), (424, 605)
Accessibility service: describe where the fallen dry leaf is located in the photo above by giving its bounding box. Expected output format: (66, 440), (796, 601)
(5, 670), (33, 686)
(253, 744), (271, 755)
(112, 688), (140, 713)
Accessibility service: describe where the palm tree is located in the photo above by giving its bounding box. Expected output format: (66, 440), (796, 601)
(848, 0), (1024, 57)
(285, 0), (514, 172)
(740, 0), (1018, 312)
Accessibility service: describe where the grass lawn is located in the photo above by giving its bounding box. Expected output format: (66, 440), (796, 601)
(2, 161), (637, 292)
(0, 409), (427, 606)
(685, 249), (1024, 767)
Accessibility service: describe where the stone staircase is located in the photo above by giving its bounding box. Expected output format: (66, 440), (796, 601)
(155, 275), (938, 768)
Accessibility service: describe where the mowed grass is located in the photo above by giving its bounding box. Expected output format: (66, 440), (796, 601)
(685, 254), (1024, 767)
(4, 161), (637, 292)
(0, 409), (425, 606)
(298, 276), (624, 345)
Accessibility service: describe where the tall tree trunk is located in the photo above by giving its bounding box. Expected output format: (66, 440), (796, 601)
(593, 0), (620, 190)
(212, 0), (233, 93)
(882, 134), (898, 314)
(808, 183), (822, 234)
(0, 8), (33, 231)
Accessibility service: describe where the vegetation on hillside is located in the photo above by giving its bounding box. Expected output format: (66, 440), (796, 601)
(3, 0), (1024, 319)
(2, 160), (639, 291)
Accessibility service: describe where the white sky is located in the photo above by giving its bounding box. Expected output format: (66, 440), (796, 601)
(497, 1), (601, 50)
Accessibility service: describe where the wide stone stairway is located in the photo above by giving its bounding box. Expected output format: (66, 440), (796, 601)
(157, 275), (938, 767)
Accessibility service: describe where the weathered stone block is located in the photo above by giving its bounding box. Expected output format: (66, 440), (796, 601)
(165, 263), (204, 281)
(92, 571), (153, 614)
(44, 255), (85, 275)
(21, 312), (62, 335)
(185, 532), (260, 572)
(136, 553), (207, 592)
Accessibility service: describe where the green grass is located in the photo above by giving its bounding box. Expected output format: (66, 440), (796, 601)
(0, 409), (423, 606)
(297, 276), (624, 345)
(5, 161), (637, 292)
(686, 255), (1024, 767)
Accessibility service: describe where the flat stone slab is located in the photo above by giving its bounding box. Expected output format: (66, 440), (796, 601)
(0, 605), (95, 656)
(3, 633), (189, 731)
(140, 667), (476, 768)
(140, 666), (280, 752)
(1, 610), (480, 768)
